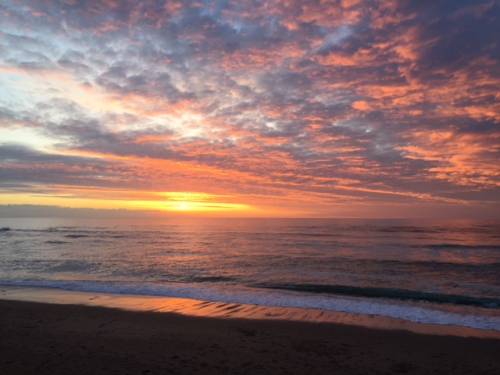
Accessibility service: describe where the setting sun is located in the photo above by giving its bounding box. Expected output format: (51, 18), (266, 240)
(175, 201), (191, 211)
(123, 192), (254, 214)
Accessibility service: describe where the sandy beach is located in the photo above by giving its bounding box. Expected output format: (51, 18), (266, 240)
(1, 299), (500, 375)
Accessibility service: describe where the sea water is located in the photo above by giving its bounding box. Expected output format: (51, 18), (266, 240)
(1, 217), (499, 330)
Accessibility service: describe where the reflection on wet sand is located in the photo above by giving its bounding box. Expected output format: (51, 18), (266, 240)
(2, 286), (499, 339)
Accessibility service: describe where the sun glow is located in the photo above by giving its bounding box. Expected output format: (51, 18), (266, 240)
(158, 192), (250, 212)
(175, 201), (191, 211)
(0, 191), (253, 215)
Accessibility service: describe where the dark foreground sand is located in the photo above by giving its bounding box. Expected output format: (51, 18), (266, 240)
(1, 300), (500, 375)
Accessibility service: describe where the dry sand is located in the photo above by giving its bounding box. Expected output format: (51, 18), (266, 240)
(1, 299), (500, 374)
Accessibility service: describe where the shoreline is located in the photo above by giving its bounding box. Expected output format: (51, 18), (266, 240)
(2, 297), (500, 375)
(2, 285), (500, 339)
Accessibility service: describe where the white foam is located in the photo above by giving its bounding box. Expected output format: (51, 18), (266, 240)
(2, 279), (500, 331)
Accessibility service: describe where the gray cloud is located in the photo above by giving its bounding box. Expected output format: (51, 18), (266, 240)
(0, 0), (498, 212)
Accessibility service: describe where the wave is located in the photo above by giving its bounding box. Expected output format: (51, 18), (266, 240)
(327, 258), (500, 269)
(64, 234), (90, 239)
(254, 283), (500, 308)
(376, 226), (444, 233)
(189, 276), (236, 283)
(1, 279), (500, 331)
(426, 243), (500, 250)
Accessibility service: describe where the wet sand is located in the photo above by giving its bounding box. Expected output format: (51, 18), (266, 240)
(2, 286), (499, 338)
(1, 299), (500, 375)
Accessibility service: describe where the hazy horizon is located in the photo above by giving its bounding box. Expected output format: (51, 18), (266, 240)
(1, 203), (500, 220)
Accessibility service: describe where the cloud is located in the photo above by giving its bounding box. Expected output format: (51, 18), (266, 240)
(0, 0), (498, 216)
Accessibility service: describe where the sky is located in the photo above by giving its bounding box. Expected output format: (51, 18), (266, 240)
(0, 0), (499, 218)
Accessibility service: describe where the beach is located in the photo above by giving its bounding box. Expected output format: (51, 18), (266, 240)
(1, 219), (500, 374)
(1, 218), (499, 332)
(2, 298), (500, 375)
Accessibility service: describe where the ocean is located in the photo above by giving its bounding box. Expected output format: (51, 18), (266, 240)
(1, 217), (499, 331)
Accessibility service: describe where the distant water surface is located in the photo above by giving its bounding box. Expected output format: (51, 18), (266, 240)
(1, 217), (499, 330)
